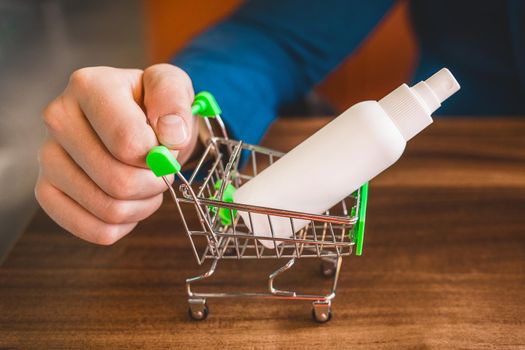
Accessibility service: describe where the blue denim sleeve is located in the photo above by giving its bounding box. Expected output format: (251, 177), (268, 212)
(172, 0), (394, 145)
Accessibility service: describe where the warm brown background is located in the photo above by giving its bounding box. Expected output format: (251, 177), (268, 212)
(144, 0), (417, 110)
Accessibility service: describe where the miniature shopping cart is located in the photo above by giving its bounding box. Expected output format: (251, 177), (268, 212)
(146, 92), (369, 323)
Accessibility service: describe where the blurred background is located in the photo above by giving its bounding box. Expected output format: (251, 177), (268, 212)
(0, 0), (145, 261)
(0, 0), (417, 262)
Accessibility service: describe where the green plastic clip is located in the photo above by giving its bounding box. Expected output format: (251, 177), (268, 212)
(352, 182), (368, 256)
(209, 179), (237, 226)
(146, 91), (222, 176)
(146, 146), (181, 177)
(191, 91), (222, 117)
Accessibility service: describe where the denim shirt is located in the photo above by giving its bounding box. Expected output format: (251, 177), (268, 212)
(173, 0), (525, 145)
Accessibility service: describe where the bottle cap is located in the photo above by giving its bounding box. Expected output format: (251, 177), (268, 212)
(379, 68), (460, 141)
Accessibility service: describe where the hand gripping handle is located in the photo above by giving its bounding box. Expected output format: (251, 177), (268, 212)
(146, 91), (222, 177)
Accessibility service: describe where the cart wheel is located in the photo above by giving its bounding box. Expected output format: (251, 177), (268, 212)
(188, 300), (209, 321)
(320, 260), (336, 278)
(312, 302), (332, 323)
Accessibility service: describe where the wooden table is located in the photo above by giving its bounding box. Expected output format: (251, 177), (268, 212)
(1, 118), (524, 349)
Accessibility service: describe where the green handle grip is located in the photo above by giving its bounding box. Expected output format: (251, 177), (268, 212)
(146, 91), (222, 176)
(191, 91), (221, 117)
(146, 146), (181, 177)
(354, 182), (368, 256)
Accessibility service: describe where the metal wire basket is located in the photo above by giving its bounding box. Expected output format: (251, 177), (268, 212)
(146, 91), (369, 323)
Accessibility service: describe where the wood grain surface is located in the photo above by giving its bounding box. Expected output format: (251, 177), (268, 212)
(1, 118), (524, 349)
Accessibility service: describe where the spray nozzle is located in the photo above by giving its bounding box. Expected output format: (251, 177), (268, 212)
(425, 68), (461, 103)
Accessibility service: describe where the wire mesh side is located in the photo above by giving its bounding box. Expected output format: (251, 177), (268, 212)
(172, 137), (359, 263)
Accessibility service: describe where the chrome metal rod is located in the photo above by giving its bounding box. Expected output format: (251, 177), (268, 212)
(187, 142), (214, 185)
(186, 258), (219, 298)
(178, 198), (355, 225)
(163, 177), (201, 264)
(177, 174), (219, 246)
(268, 258), (296, 296)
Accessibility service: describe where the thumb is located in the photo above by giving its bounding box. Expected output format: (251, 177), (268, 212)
(143, 64), (195, 149)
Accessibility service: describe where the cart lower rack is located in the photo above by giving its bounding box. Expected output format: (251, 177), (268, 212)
(146, 92), (368, 323)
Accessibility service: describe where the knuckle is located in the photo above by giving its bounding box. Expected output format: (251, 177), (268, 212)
(146, 64), (192, 89)
(111, 127), (144, 164)
(69, 67), (94, 89)
(37, 140), (59, 166)
(170, 64), (192, 84)
(144, 63), (171, 77)
(104, 172), (137, 200)
(93, 225), (123, 246)
(102, 200), (131, 225)
(68, 67), (104, 90)
(42, 96), (67, 133)
(34, 179), (48, 206)
(177, 68), (193, 90)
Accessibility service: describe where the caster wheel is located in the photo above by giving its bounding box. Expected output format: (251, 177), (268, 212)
(320, 260), (336, 278)
(311, 307), (332, 323)
(188, 302), (209, 321)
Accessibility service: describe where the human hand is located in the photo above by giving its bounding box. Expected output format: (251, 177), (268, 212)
(35, 64), (198, 245)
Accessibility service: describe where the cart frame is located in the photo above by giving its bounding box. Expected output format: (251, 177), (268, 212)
(146, 91), (368, 322)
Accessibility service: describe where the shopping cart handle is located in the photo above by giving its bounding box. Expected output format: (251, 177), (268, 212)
(354, 182), (369, 256)
(146, 92), (221, 176)
(191, 91), (222, 117)
(146, 146), (181, 177)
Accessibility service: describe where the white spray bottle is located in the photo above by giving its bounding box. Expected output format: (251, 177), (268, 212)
(233, 68), (460, 248)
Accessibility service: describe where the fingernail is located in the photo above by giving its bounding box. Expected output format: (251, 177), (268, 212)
(158, 114), (189, 147)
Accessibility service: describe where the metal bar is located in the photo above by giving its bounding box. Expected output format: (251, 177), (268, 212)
(268, 258), (296, 296)
(185, 291), (336, 302)
(251, 150), (257, 176)
(231, 208), (240, 258)
(214, 115), (229, 140)
(290, 218), (300, 258)
(188, 142), (213, 184)
(327, 223), (340, 257)
(310, 222), (321, 257)
(216, 141), (243, 201)
(212, 137), (285, 157)
(200, 253), (350, 260)
(207, 231), (354, 247)
(186, 258), (219, 298)
(177, 198), (355, 225)
(203, 117), (214, 140)
(240, 237), (250, 258)
(177, 174), (220, 246)
(163, 177), (201, 264)
(187, 229), (355, 247)
(341, 198), (348, 216)
(246, 211), (262, 259)
(266, 215), (279, 257)
(197, 154), (223, 198)
(329, 256), (343, 295)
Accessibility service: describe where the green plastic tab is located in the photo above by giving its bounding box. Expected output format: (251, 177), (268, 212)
(146, 92), (222, 177)
(146, 146), (181, 177)
(191, 91), (222, 117)
(354, 182), (368, 256)
(214, 179), (236, 202)
(209, 179), (237, 226)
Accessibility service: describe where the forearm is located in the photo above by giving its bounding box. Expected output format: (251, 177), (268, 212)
(173, 0), (395, 144)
